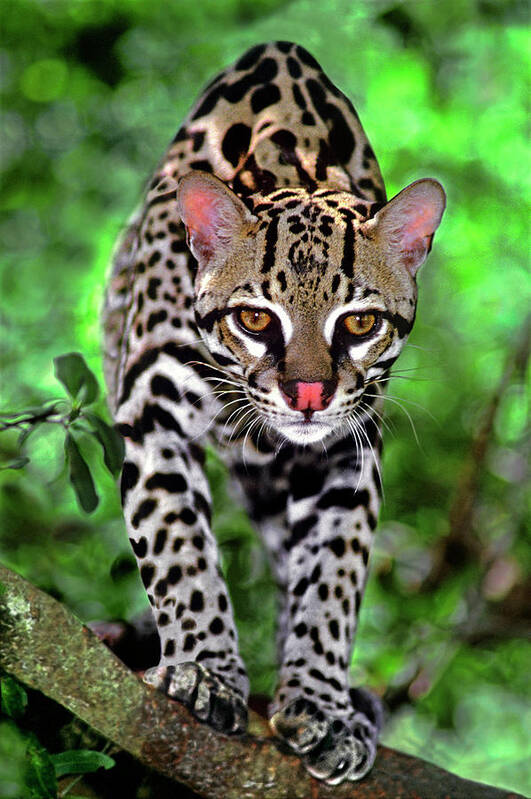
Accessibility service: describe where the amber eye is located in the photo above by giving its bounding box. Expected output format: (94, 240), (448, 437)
(343, 312), (377, 337)
(237, 308), (273, 334)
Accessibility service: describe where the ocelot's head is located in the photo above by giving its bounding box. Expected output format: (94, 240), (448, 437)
(176, 171), (445, 445)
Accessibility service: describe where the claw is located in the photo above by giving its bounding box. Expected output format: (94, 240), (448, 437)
(270, 699), (328, 753)
(270, 693), (379, 784)
(143, 662), (247, 735)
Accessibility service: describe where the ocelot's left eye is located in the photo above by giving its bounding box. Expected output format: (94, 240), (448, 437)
(343, 312), (378, 337)
(237, 308), (273, 334)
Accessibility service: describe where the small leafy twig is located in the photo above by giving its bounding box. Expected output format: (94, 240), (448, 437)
(0, 673), (116, 798)
(0, 352), (124, 513)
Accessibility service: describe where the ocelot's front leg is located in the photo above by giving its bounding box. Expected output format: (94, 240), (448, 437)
(119, 421), (249, 734)
(268, 439), (383, 784)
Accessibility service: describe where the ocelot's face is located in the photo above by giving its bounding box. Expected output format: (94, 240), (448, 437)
(180, 173), (444, 445)
(195, 246), (414, 445)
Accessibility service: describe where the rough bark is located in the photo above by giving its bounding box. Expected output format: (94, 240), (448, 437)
(0, 564), (523, 799)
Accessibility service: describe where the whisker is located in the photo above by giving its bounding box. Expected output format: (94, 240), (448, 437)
(179, 369), (243, 393)
(352, 408), (384, 501)
(167, 337), (206, 348)
(345, 417), (365, 492)
(188, 389), (248, 440)
(255, 418), (272, 451)
(274, 433), (289, 457)
(241, 416), (262, 465)
(190, 387), (247, 407)
(358, 399), (395, 438)
(371, 374), (433, 384)
(223, 404), (256, 442)
(366, 391), (437, 425)
(184, 361), (242, 385)
(192, 375), (243, 391)
(227, 413), (255, 449)
(189, 401), (233, 441)
(183, 358), (244, 385)
(405, 343), (436, 352)
(207, 387), (247, 399)
(364, 393), (422, 448)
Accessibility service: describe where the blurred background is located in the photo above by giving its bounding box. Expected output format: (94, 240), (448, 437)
(0, 0), (529, 794)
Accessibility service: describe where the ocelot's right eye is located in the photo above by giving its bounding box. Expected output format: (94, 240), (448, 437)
(343, 312), (378, 337)
(237, 308), (273, 334)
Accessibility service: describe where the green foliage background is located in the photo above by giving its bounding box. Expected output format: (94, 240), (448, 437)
(0, 0), (529, 795)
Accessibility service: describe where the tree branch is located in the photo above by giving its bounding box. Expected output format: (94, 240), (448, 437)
(424, 314), (530, 589)
(0, 565), (522, 798)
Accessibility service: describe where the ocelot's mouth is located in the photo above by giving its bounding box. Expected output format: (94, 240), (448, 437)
(275, 418), (334, 444)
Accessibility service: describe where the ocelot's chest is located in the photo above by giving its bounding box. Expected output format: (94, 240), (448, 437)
(154, 42), (386, 205)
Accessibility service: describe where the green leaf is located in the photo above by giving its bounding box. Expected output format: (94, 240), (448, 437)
(83, 412), (124, 477)
(64, 433), (99, 513)
(25, 737), (57, 799)
(1, 455), (31, 470)
(0, 405), (53, 419)
(53, 353), (99, 405)
(18, 424), (37, 447)
(51, 749), (115, 778)
(0, 676), (28, 718)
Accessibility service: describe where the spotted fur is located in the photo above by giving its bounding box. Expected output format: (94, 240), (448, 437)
(103, 41), (445, 784)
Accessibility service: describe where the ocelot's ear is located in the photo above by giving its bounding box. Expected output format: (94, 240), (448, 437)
(177, 171), (256, 264)
(367, 179), (446, 276)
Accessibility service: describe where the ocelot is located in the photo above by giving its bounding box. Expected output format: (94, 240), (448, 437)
(103, 41), (445, 784)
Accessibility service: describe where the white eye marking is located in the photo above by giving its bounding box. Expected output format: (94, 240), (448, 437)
(323, 299), (385, 345)
(227, 297), (293, 342)
(226, 315), (267, 358)
(348, 341), (376, 361)
(366, 337), (404, 378)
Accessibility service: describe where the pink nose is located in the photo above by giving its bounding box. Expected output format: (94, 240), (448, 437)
(280, 379), (337, 413)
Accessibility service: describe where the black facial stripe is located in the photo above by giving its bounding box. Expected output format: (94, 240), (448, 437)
(267, 328), (285, 363)
(340, 219), (355, 278)
(210, 350), (238, 367)
(380, 310), (413, 338)
(373, 355), (399, 372)
(261, 215), (279, 273)
(195, 307), (232, 333)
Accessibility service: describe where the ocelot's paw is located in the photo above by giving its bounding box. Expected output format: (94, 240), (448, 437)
(144, 662), (248, 735)
(270, 697), (379, 785)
